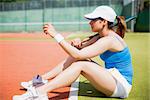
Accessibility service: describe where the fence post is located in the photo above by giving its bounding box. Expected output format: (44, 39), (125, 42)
(24, 2), (27, 32)
(109, 0), (111, 5)
(78, 0), (81, 31)
(52, 0), (54, 23)
(43, 0), (46, 25)
(131, 0), (136, 32)
(131, 0), (135, 31)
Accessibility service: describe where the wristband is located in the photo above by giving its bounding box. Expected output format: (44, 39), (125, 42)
(54, 34), (64, 43)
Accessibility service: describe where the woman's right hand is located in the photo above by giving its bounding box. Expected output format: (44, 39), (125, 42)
(43, 23), (57, 38)
(71, 38), (82, 49)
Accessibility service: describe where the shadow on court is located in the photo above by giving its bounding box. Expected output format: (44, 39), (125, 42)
(79, 82), (106, 98)
(78, 81), (121, 99)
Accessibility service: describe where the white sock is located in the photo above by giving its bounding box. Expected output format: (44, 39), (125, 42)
(42, 79), (48, 84)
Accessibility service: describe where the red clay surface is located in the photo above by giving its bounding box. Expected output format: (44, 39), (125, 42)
(0, 33), (71, 100)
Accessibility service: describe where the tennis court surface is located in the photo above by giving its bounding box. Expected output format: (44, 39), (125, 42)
(0, 33), (71, 100)
(0, 33), (149, 100)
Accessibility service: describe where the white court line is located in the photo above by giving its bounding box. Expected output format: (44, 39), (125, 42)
(65, 32), (81, 100)
(68, 78), (79, 100)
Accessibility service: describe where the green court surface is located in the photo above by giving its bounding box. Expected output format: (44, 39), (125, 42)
(68, 32), (150, 100)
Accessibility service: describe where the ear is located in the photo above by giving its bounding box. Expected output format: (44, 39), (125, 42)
(103, 20), (108, 25)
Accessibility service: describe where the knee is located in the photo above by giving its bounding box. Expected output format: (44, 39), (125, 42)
(70, 61), (85, 69)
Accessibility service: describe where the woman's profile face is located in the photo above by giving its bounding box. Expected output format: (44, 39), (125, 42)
(89, 19), (104, 32)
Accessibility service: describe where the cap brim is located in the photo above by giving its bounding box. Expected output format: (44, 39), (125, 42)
(84, 13), (99, 20)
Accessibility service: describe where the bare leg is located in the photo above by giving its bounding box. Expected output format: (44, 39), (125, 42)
(41, 56), (77, 80)
(37, 61), (116, 96)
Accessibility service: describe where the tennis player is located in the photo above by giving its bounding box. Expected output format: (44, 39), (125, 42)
(13, 5), (133, 100)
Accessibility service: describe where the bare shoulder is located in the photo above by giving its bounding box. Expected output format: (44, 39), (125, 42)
(97, 36), (114, 43)
(107, 33), (127, 51)
(94, 36), (115, 49)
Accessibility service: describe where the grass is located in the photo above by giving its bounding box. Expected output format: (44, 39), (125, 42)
(67, 32), (150, 100)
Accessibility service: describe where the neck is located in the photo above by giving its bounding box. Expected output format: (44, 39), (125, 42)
(98, 27), (112, 37)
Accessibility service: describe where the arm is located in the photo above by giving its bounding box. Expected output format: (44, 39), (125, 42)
(43, 24), (113, 60)
(59, 36), (113, 60)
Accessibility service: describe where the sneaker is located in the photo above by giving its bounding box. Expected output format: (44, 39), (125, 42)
(21, 80), (48, 89)
(21, 81), (33, 89)
(13, 87), (48, 100)
(13, 90), (35, 100)
(34, 94), (49, 100)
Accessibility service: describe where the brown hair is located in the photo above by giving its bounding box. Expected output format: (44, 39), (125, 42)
(116, 16), (127, 38)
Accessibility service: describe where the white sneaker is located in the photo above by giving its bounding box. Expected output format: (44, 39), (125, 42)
(34, 94), (49, 100)
(21, 80), (48, 89)
(13, 87), (48, 100)
(13, 90), (35, 100)
(21, 81), (33, 89)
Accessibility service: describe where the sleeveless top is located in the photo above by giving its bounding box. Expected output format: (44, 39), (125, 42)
(99, 36), (133, 85)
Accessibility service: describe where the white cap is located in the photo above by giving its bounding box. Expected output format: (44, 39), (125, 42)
(84, 6), (117, 22)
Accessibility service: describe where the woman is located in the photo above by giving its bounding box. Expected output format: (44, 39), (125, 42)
(13, 6), (133, 100)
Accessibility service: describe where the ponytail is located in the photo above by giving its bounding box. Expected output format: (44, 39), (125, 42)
(116, 16), (127, 38)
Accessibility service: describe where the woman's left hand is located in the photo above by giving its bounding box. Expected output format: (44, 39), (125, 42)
(43, 23), (57, 38)
(71, 38), (82, 49)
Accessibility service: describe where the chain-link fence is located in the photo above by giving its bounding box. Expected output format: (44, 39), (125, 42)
(0, 0), (123, 11)
(0, 0), (138, 32)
